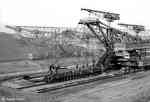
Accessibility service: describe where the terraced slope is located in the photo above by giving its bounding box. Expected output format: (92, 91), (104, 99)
(0, 31), (101, 62)
(0, 32), (29, 62)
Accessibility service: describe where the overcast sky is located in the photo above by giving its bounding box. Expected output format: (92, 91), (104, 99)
(0, 0), (150, 29)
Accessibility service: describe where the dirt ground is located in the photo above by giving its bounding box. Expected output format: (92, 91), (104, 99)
(1, 71), (150, 102)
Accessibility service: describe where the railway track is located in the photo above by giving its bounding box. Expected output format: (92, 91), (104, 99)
(2, 70), (141, 93)
(29, 70), (146, 93)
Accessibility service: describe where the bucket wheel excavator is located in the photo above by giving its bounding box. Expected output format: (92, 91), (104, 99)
(79, 8), (146, 73)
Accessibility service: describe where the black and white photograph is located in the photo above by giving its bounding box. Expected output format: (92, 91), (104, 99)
(0, 0), (150, 102)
